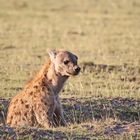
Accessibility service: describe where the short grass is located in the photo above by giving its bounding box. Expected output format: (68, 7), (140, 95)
(0, 0), (140, 139)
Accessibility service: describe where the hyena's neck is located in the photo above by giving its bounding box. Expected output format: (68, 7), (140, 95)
(37, 59), (69, 94)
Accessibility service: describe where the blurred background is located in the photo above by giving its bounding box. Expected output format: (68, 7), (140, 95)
(0, 0), (140, 98)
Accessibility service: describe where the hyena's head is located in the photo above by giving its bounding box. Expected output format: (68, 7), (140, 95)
(48, 50), (80, 77)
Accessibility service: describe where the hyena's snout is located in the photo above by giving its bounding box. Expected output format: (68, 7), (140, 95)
(73, 65), (81, 75)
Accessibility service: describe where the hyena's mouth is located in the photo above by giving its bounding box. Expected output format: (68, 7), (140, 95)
(66, 71), (80, 76)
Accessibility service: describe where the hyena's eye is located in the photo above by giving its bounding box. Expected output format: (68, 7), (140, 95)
(64, 60), (70, 65)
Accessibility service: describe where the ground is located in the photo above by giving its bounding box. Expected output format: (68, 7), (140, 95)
(0, 0), (140, 139)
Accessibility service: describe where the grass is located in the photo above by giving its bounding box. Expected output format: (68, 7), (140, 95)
(0, 0), (140, 139)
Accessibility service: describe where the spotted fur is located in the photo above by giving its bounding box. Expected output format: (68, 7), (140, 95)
(6, 50), (80, 128)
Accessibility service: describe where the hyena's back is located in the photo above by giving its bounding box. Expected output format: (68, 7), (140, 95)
(7, 92), (34, 127)
(7, 84), (55, 127)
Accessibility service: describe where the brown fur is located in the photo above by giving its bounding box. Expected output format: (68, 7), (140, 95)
(6, 50), (80, 128)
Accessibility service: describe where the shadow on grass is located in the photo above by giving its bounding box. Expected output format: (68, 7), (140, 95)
(0, 125), (69, 140)
(63, 97), (140, 124)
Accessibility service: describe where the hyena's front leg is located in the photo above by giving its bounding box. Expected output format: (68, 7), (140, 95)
(33, 100), (55, 128)
(53, 97), (67, 127)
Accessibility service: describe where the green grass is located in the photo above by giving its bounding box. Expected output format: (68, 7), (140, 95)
(0, 0), (140, 139)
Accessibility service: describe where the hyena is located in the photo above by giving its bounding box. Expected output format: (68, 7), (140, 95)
(6, 50), (80, 128)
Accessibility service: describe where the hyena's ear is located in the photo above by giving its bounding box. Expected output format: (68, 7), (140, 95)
(48, 49), (58, 62)
(74, 55), (78, 60)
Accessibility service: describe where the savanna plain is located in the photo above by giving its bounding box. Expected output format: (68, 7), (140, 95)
(0, 0), (140, 139)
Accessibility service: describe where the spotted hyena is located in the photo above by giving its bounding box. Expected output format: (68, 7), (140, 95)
(6, 50), (80, 128)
